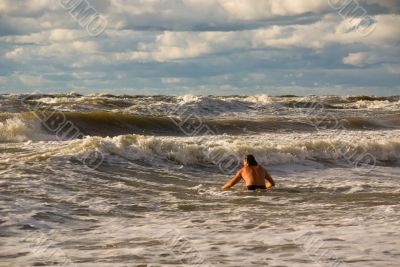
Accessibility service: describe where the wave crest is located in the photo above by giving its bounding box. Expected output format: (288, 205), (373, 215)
(0, 114), (53, 142)
(52, 134), (400, 167)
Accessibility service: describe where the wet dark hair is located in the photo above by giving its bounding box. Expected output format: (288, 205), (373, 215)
(245, 155), (258, 166)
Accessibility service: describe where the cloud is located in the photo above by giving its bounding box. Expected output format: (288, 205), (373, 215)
(0, 0), (399, 94)
(364, 0), (400, 13)
(218, 0), (330, 20)
(162, 77), (186, 84)
(384, 64), (400, 75)
(0, 75), (8, 85)
(4, 47), (24, 59)
(4, 40), (99, 63)
(0, 0), (58, 16)
(18, 73), (46, 86)
(0, 29), (88, 45)
(342, 52), (373, 66)
(59, 13), (396, 65)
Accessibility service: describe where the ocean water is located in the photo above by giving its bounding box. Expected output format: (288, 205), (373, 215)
(0, 94), (399, 267)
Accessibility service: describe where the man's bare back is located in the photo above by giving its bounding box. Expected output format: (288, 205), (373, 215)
(222, 155), (275, 190)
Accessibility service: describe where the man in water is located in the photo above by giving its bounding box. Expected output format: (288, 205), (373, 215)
(222, 155), (275, 190)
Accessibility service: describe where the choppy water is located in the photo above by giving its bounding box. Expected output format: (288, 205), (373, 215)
(0, 94), (399, 266)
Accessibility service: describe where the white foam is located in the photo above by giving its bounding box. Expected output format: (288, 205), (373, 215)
(244, 94), (272, 105)
(0, 115), (54, 142)
(35, 130), (400, 168)
(177, 94), (201, 104)
(345, 100), (400, 110)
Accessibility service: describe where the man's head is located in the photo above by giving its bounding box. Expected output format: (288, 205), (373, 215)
(244, 154), (258, 166)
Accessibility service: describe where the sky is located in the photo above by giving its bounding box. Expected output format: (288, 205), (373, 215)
(0, 0), (399, 96)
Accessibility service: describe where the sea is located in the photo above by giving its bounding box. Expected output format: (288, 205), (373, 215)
(0, 93), (399, 267)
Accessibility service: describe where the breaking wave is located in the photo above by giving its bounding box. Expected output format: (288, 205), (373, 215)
(16, 133), (400, 168)
(0, 113), (54, 142)
(3, 93), (399, 116)
(1, 111), (399, 143)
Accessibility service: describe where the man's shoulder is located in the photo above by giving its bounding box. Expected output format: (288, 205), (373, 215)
(236, 167), (244, 173)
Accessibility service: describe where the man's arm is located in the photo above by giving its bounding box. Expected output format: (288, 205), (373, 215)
(264, 168), (275, 189)
(222, 169), (242, 190)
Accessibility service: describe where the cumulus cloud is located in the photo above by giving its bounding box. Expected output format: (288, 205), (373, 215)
(0, 0), (399, 94)
(0, 0), (58, 16)
(64, 13), (397, 64)
(162, 77), (186, 84)
(219, 0), (330, 20)
(18, 73), (47, 86)
(0, 29), (89, 45)
(343, 52), (372, 66)
(106, 0), (398, 28)
(4, 47), (24, 59)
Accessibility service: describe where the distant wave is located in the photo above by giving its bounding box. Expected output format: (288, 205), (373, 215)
(1, 94), (399, 115)
(1, 112), (399, 142)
